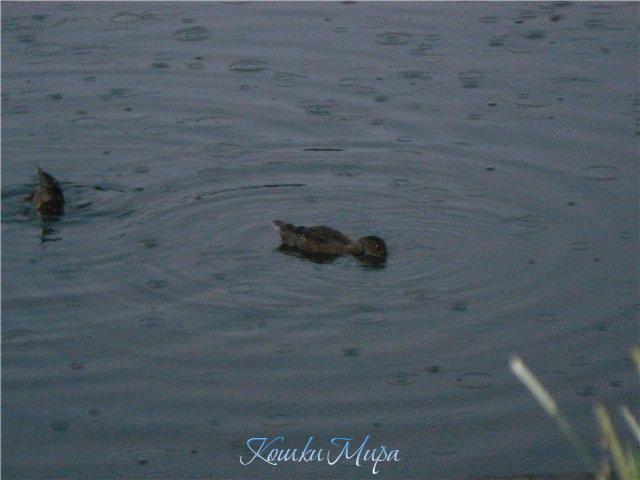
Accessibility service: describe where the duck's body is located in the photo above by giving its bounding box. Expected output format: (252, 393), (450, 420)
(27, 167), (65, 216)
(272, 220), (387, 263)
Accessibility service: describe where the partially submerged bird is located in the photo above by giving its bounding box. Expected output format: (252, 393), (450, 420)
(272, 220), (388, 264)
(26, 166), (65, 216)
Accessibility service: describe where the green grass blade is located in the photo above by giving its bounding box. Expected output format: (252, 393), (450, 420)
(596, 404), (632, 480)
(621, 405), (640, 446)
(510, 356), (596, 471)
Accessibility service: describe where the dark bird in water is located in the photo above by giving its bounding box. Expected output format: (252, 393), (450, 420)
(26, 166), (65, 216)
(272, 220), (388, 264)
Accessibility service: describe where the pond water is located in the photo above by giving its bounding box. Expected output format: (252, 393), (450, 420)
(2, 2), (638, 478)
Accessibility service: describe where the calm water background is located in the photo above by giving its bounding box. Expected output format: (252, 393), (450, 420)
(2, 2), (638, 478)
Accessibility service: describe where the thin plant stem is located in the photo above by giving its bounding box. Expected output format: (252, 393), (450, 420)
(621, 406), (640, 446)
(595, 404), (633, 480)
(510, 356), (597, 471)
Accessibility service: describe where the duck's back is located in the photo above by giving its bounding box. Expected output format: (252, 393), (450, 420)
(33, 189), (64, 215)
(273, 221), (353, 257)
(304, 226), (352, 244)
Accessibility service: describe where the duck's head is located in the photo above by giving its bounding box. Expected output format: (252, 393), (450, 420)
(352, 236), (388, 263)
(36, 166), (64, 199)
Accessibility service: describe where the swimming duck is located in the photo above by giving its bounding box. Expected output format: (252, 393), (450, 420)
(272, 220), (388, 263)
(26, 166), (65, 216)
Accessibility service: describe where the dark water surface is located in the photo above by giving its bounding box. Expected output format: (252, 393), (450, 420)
(2, 2), (638, 478)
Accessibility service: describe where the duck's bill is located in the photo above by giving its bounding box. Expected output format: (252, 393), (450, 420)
(36, 166), (55, 187)
(271, 220), (286, 231)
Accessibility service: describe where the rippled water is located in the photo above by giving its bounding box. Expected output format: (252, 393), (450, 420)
(2, 2), (638, 479)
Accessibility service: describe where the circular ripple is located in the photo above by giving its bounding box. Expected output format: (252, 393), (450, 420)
(479, 15), (499, 24)
(101, 146), (592, 326)
(536, 312), (559, 324)
(174, 26), (210, 42)
(375, 32), (412, 45)
(50, 420), (70, 432)
(570, 240), (590, 251)
(459, 70), (485, 89)
(229, 59), (268, 72)
(178, 115), (234, 129)
(252, 403), (295, 427)
(139, 317), (166, 329)
(154, 51), (175, 61)
(70, 45), (115, 64)
(606, 42), (639, 55)
(272, 72), (307, 87)
(70, 116), (99, 127)
(338, 77), (376, 94)
(44, 183), (137, 226)
(110, 12), (141, 23)
(6, 105), (29, 114)
(24, 43), (65, 57)
(2, 329), (37, 342)
(591, 4), (613, 15)
(99, 447), (192, 478)
(296, 99), (369, 120)
(203, 142), (250, 160)
(305, 103), (333, 116)
(497, 215), (545, 237)
(399, 70), (432, 81)
(504, 33), (547, 54)
(456, 372), (494, 389)
(569, 355), (589, 367)
(488, 35), (507, 47)
(559, 37), (604, 55)
(389, 178), (411, 189)
(582, 165), (619, 181)
(143, 124), (173, 136)
(385, 371), (417, 386)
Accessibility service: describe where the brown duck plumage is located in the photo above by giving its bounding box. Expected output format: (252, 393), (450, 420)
(272, 220), (387, 263)
(27, 166), (65, 216)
